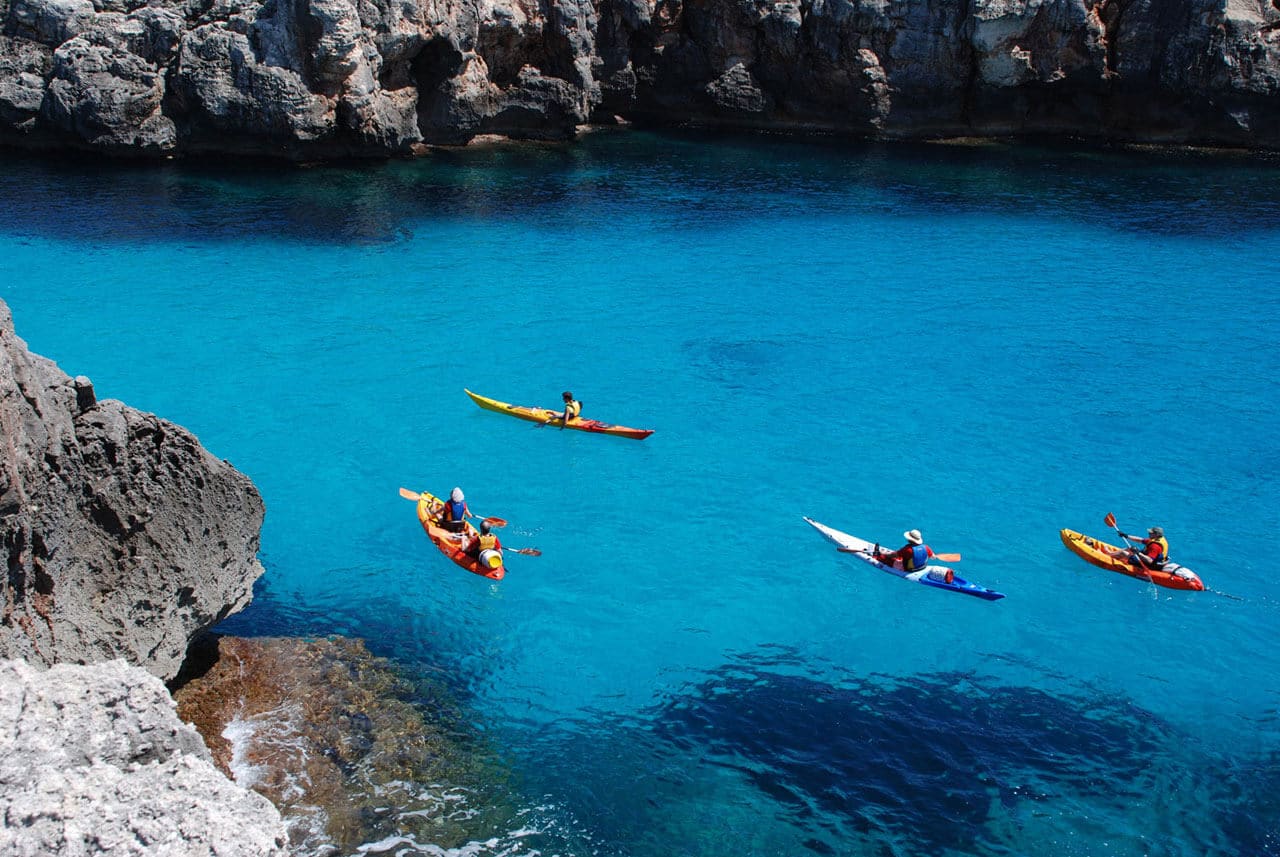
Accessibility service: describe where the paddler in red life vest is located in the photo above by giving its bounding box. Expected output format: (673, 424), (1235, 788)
(561, 391), (582, 429)
(1116, 526), (1169, 570)
(438, 487), (472, 533)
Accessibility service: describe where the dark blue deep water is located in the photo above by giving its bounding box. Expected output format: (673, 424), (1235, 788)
(4, 131), (1280, 855)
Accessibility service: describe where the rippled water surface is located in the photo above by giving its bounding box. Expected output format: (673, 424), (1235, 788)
(4, 131), (1280, 856)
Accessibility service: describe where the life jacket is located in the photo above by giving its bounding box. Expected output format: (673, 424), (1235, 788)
(905, 544), (930, 572)
(1147, 537), (1169, 565)
(478, 533), (498, 551)
(565, 400), (582, 419)
(443, 499), (466, 522)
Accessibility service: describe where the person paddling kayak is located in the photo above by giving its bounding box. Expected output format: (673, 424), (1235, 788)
(1114, 526), (1169, 570)
(875, 529), (944, 577)
(561, 391), (582, 429)
(438, 487), (473, 533)
(466, 519), (503, 564)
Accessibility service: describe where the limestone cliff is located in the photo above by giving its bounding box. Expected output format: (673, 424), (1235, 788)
(0, 298), (265, 682)
(1, 0), (1279, 158)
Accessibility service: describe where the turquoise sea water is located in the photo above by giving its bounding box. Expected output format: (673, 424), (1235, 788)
(4, 132), (1280, 856)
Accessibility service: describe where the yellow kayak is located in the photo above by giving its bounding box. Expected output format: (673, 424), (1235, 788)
(464, 389), (654, 440)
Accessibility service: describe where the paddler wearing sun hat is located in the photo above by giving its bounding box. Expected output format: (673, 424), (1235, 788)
(873, 529), (938, 574)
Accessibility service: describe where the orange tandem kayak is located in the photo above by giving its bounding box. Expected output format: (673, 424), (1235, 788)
(416, 491), (504, 580)
(1059, 528), (1203, 591)
(465, 389), (654, 440)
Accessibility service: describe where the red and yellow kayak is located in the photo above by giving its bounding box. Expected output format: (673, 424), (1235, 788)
(464, 389), (654, 440)
(1059, 528), (1203, 591)
(416, 491), (504, 580)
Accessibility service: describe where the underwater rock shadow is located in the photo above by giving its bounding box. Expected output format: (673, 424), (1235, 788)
(649, 667), (1171, 855)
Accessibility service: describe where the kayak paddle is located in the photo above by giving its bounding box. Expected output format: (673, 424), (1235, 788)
(398, 487), (508, 528)
(837, 547), (960, 562)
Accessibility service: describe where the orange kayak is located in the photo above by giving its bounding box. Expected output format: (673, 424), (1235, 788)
(1059, 528), (1203, 591)
(416, 491), (504, 580)
(465, 389), (654, 440)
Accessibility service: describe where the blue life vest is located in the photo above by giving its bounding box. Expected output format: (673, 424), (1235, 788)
(906, 545), (930, 571)
(445, 499), (466, 521)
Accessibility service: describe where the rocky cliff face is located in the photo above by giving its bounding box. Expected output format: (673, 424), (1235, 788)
(0, 298), (265, 682)
(1, 0), (1279, 158)
(0, 658), (288, 856)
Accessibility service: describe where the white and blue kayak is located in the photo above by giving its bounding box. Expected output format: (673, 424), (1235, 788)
(803, 517), (1006, 602)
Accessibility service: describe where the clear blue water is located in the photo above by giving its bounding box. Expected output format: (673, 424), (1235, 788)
(5, 132), (1280, 856)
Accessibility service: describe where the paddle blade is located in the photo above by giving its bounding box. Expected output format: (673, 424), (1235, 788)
(934, 553), (962, 562)
(482, 517), (508, 528)
(512, 548), (541, 556)
(1104, 512), (1117, 529)
(399, 487), (421, 501)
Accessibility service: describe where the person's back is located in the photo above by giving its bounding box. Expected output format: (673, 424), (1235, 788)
(878, 529), (934, 572)
(562, 391), (582, 424)
(440, 487), (469, 533)
(469, 520), (503, 570)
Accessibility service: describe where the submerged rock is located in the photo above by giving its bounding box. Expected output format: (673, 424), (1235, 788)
(0, 298), (265, 682)
(0, 658), (287, 857)
(174, 635), (517, 854)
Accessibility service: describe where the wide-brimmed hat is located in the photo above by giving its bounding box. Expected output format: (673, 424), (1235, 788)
(904, 529), (923, 545)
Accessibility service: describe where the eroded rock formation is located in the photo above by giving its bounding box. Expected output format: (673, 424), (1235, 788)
(0, 658), (288, 857)
(0, 298), (265, 682)
(2, 0), (1279, 157)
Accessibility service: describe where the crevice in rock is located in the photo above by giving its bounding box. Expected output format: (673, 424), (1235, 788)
(6, 526), (27, 605)
(1096, 0), (1133, 80)
(959, 0), (979, 128)
(411, 37), (466, 138)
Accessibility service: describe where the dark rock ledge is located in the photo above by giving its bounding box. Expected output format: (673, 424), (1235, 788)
(2, 0), (1280, 160)
(0, 298), (265, 683)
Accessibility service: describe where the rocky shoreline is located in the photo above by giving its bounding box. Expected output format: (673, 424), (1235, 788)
(0, 298), (515, 855)
(1, 0), (1279, 161)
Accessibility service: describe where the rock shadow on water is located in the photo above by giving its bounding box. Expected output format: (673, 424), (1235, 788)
(173, 635), (522, 856)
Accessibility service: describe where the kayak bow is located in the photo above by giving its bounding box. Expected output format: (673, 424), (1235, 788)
(803, 517), (1005, 601)
(464, 389), (654, 440)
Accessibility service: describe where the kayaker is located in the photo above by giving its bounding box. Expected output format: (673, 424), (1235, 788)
(561, 391), (582, 429)
(875, 530), (937, 573)
(438, 487), (472, 533)
(467, 519), (503, 560)
(1116, 526), (1169, 570)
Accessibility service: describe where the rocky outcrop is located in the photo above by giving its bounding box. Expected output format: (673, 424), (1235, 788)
(0, 298), (265, 682)
(2, 0), (1280, 157)
(0, 658), (288, 857)
(174, 635), (519, 854)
